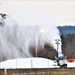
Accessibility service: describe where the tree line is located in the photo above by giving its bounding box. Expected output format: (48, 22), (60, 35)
(61, 34), (75, 59)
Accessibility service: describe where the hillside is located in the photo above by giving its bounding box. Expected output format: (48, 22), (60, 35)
(58, 26), (75, 59)
(58, 26), (75, 35)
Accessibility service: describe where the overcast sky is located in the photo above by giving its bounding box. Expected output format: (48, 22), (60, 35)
(0, 0), (75, 26)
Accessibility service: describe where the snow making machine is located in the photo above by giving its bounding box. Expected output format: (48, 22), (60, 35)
(55, 39), (67, 68)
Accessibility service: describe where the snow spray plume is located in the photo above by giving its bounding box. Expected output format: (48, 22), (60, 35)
(0, 17), (61, 61)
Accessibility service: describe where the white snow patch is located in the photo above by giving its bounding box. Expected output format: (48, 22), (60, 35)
(0, 58), (59, 69)
(67, 62), (75, 68)
(0, 58), (75, 69)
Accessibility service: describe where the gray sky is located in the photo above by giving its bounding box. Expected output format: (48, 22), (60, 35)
(0, 0), (75, 26)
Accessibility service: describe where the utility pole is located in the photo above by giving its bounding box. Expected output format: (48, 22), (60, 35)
(35, 34), (38, 57)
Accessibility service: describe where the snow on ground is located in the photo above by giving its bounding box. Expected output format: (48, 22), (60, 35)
(67, 62), (75, 68)
(0, 58), (59, 69)
(0, 58), (75, 69)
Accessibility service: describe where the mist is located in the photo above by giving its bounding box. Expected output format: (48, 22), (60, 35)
(0, 15), (61, 61)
